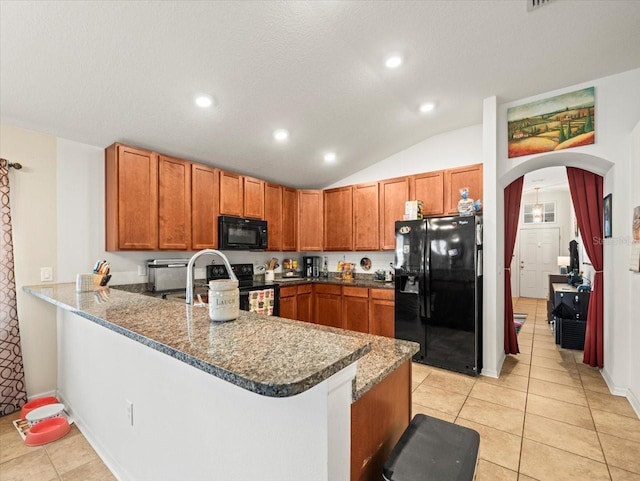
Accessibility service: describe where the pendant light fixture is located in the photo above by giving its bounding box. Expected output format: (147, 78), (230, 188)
(532, 187), (543, 223)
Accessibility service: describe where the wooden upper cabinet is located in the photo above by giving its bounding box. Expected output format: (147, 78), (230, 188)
(243, 176), (265, 219)
(158, 155), (191, 250)
(264, 182), (283, 251)
(298, 190), (323, 251)
(379, 176), (410, 250)
(219, 170), (244, 217)
(353, 182), (379, 251)
(282, 187), (297, 251)
(191, 164), (219, 250)
(410, 171), (444, 216)
(323, 186), (353, 251)
(106, 143), (158, 251)
(444, 163), (483, 215)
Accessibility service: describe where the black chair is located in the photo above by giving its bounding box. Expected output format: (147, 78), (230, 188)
(383, 414), (480, 481)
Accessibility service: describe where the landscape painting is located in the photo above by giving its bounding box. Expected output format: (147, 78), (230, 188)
(508, 87), (595, 158)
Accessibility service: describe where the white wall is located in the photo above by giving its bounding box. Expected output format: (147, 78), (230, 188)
(629, 120), (640, 415)
(496, 68), (640, 407)
(327, 124), (483, 188)
(0, 124), (58, 396)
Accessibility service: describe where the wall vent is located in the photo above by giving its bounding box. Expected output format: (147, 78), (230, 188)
(527, 0), (552, 11)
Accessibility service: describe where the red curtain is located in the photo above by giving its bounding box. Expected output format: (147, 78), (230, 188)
(504, 177), (524, 354)
(566, 167), (604, 368)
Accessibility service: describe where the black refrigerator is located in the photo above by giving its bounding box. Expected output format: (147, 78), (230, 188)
(394, 215), (483, 376)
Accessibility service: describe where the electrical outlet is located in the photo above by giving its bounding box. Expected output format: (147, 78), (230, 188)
(126, 400), (134, 426)
(137, 265), (146, 276)
(40, 267), (53, 282)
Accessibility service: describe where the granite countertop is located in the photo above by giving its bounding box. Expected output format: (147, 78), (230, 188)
(24, 284), (417, 401)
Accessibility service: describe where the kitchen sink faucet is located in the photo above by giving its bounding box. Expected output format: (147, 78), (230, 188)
(186, 249), (237, 305)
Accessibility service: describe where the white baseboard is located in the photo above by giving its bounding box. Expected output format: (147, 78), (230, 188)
(481, 352), (505, 379)
(628, 389), (640, 419)
(601, 368), (628, 396)
(27, 390), (57, 400)
(601, 368), (640, 419)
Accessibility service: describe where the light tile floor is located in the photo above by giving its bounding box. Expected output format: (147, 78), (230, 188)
(1, 297), (638, 480)
(412, 297), (640, 481)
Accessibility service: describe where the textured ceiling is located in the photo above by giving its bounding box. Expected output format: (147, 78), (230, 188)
(1, 1), (639, 188)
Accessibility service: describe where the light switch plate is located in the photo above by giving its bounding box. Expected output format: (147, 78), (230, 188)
(40, 267), (53, 282)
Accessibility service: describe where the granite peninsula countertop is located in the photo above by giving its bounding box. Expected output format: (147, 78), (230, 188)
(24, 283), (417, 401)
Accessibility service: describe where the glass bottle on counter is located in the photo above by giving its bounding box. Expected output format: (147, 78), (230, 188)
(322, 256), (329, 278)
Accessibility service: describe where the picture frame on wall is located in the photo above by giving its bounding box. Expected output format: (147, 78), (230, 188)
(604, 194), (612, 238)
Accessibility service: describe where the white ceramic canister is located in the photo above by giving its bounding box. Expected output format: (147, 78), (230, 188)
(208, 279), (239, 322)
(265, 269), (275, 282)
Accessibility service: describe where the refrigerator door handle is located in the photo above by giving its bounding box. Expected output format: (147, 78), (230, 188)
(419, 275), (428, 318)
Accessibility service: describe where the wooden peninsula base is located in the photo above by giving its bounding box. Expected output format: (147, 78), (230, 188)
(351, 361), (411, 481)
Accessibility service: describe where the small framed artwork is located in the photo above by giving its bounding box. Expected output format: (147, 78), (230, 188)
(603, 194), (612, 238)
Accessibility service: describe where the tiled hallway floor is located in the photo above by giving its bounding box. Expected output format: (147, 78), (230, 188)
(412, 297), (640, 480)
(1, 297), (639, 480)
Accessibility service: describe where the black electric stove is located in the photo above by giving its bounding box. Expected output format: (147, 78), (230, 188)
(206, 263), (280, 316)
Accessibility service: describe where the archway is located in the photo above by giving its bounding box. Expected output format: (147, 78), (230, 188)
(499, 151), (613, 368)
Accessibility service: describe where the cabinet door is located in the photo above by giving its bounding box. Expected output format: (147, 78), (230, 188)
(282, 187), (298, 251)
(298, 190), (323, 251)
(410, 171), (444, 216)
(297, 285), (314, 323)
(264, 183), (283, 251)
(106, 143), (158, 251)
(314, 284), (342, 328)
(323, 186), (353, 251)
(158, 155), (191, 250)
(279, 286), (298, 320)
(191, 164), (219, 250)
(369, 289), (395, 338)
(379, 177), (410, 250)
(353, 182), (379, 251)
(342, 287), (369, 333)
(219, 170), (244, 217)
(243, 176), (265, 219)
(444, 164), (483, 215)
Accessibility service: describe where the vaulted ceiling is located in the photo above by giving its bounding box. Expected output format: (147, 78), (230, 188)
(2, 1), (639, 188)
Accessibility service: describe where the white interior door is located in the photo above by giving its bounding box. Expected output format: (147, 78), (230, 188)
(519, 228), (560, 298)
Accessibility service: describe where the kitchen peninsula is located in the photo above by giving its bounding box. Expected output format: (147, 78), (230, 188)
(24, 283), (417, 481)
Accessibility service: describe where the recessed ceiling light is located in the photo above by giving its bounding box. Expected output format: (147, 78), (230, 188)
(195, 95), (213, 108)
(273, 129), (289, 142)
(419, 102), (435, 113)
(385, 55), (403, 69)
(324, 152), (337, 163)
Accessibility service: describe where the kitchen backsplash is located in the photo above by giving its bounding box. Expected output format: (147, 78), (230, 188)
(104, 250), (395, 286)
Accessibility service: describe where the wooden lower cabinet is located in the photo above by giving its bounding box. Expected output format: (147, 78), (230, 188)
(278, 286), (297, 320)
(342, 287), (369, 333)
(296, 284), (314, 323)
(351, 360), (411, 481)
(369, 289), (395, 338)
(314, 284), (342, 328)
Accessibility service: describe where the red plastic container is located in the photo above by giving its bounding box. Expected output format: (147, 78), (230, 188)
(24, 417), (70, 446)
(20, 396), (59, 420)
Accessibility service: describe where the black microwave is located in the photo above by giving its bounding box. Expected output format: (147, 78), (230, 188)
(218, 216), (268, 250)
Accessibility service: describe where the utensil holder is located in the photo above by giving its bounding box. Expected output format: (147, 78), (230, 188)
(75, 274), (94, 292)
